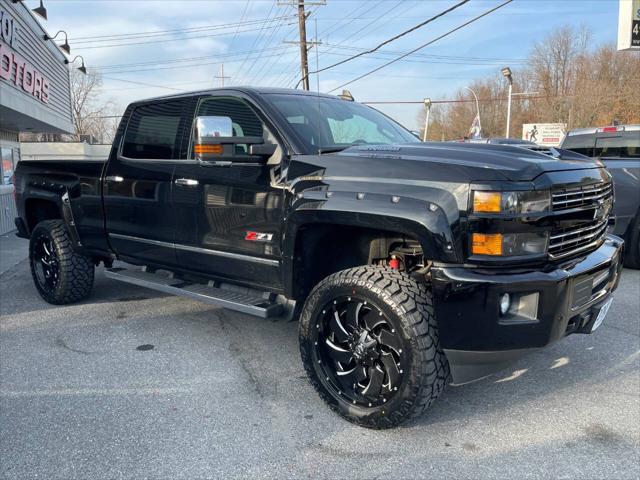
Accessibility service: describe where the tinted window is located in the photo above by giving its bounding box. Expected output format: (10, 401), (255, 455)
(561, 133), (596, 157)
(196, 97), (263, 137)
(595, 132), (640, 158)
(122, 100), (189, 159)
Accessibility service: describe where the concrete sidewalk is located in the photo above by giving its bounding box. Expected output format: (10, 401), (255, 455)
(0, 231), (28, 276)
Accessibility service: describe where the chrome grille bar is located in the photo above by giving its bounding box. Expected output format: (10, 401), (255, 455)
(552, 182), (612, 211)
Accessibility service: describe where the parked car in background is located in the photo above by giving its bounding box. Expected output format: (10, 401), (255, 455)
(561, 125), (640, 268)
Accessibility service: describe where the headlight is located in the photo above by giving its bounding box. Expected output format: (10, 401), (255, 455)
(472, 232), (549, 256)
(473, 190), (550, 214)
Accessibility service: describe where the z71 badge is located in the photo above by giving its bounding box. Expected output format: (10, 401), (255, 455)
(245, 231), (274, 242)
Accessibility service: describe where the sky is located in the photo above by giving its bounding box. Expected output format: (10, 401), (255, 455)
(31, 0), (622, 129)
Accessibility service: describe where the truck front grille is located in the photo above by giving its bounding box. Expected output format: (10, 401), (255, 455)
(549, 219), (608, 259)
(552, 182), (612, 211)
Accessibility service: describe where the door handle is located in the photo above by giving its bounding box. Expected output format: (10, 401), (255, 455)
(105, 175), (124, 183)
(174, 178), (199, 187)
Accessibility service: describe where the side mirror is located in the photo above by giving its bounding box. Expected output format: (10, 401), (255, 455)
(194, 115), (273, 164)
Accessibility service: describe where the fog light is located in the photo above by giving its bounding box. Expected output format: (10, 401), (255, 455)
(499, 293), (511, 316)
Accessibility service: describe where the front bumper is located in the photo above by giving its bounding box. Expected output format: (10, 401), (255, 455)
(432, 235), (624, 381)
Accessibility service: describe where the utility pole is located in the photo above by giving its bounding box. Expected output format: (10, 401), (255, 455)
(281, 0), (324, 90)
(214, 64), (231, 87)
(297, 1), (310, 90)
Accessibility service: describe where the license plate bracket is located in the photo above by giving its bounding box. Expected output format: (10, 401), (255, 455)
(590, 296), (613, 333)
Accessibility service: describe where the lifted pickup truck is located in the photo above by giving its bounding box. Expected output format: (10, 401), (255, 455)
(14, 88), (624, 428)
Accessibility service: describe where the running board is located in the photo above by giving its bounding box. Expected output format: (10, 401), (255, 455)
(104, 267), (283, 318)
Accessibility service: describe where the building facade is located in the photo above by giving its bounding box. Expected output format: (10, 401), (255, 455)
(0, 0), (73, 234)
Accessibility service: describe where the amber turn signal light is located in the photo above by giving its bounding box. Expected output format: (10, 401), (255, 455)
(473, 191), (501, 213)
(194, 144), (223, 154)
(472, 233), (503, 255)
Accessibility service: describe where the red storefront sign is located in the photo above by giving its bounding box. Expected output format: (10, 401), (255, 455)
(0, 41), (50, 104)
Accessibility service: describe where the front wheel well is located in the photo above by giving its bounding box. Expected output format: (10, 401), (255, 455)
(290, 224), (426, 301)
(25, 198), (62, 233)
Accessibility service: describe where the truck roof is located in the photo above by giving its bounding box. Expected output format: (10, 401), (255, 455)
(133, 86), (339, 104)
(566, 125), (640, 136)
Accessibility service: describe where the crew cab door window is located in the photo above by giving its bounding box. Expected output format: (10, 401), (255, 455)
(122, 100), (189, 159)
(192, 97), (264, 155)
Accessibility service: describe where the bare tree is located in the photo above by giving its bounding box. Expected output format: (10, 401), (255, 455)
(70, 69), (117, 143)
(415, 25), (639, 141)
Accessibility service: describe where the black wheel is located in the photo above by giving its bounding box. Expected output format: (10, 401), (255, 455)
(29, 220), (94, 304)
(299, 266), (449, 429)
(623, 213), (640, 269)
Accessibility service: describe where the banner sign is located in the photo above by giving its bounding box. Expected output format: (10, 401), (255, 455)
(522, 123), (566, 147)
(618, 0), (640, 50)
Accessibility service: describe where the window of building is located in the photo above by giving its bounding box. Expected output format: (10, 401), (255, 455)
(1, 148), (15, 185)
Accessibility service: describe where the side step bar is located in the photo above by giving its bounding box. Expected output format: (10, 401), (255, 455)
(104, 267), (283, 318)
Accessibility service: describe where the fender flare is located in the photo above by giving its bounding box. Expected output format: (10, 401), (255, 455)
(281, 191), (460, 295)
(22, 185), (84, 251)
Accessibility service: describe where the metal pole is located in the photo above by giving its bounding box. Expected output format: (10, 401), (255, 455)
(422, 104), (431, 142)
(298, 0), (310, 90)
(464, 87), (481, 136)
(314, 17), (320, 93)
(505, 81), (512, 138)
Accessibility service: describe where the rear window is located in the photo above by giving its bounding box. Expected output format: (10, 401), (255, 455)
(561, 134), (596, 156)
(595, 132), (640, 158)
(562, 130), (640, 158)
(122, 100), (189, 159)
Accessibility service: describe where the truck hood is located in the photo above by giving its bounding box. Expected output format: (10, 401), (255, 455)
(337, 142), (603, 182)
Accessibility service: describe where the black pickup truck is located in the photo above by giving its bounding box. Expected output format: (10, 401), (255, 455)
(14, 88), (624, 428)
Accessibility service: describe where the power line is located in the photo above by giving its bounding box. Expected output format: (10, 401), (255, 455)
(68, 15), (293, 44)
(321, 43), (527, 63)
(93, 46), (290, 72)
(102, 76), (186, 92)
(74, 19), (295, 50)
(308, 0), (470, 79)
(242, 5), (292, 85)
(233, 0), (278, 84)
(328, 0), (515, 93)
(228, 0), (252, 52)
(294, 0), (406, 88)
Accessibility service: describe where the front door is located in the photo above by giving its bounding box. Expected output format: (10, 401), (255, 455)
(103, 98), (191, 267)
(171, 95), (284, 290)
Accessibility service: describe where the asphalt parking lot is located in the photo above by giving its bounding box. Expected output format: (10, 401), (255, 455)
(1, 238), (639, 479)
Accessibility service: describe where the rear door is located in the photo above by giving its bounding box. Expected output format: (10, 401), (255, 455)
(171, 94), (285, 289)
(103, 98), (192, 266)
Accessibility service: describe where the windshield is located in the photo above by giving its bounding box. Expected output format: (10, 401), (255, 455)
(265, 93), (419, 154)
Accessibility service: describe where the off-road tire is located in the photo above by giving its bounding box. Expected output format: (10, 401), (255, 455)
(299, 265), (450, 429)
(623, 213), (640, 269)
(29, 220), (94, 304)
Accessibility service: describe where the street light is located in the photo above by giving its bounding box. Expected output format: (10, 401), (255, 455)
(464, 87), (481, 138)
(32, 0), (47, 20)
(422, 97), (432, 142)
(44, 30), (70, 54)
(65, 55), (87, 74)
(502, 66), (513, 138)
